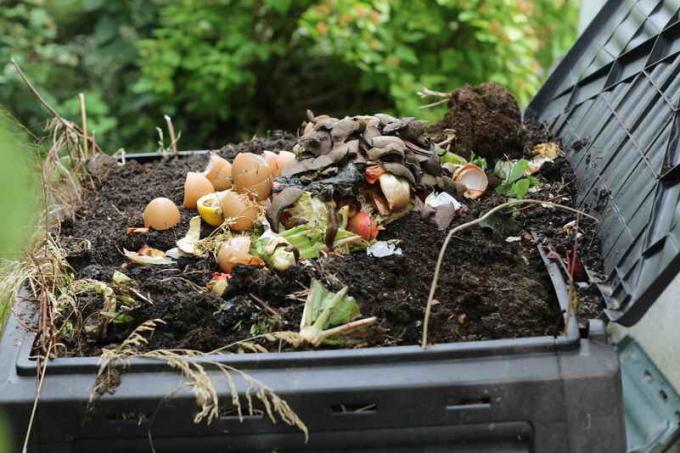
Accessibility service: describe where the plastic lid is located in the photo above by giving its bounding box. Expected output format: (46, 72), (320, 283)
(528, 0), (680, 326)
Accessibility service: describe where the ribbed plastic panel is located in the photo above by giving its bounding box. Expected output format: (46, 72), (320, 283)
(528, 0), (680, 326)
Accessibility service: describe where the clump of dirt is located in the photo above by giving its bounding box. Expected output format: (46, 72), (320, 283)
(427, 82), (525, 159)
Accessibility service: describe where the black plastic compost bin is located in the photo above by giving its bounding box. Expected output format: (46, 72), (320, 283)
(2, 0), (680, 451)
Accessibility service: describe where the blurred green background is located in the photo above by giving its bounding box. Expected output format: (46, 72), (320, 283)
(0, 116), (35, 453)
(0, 0), (578, 152)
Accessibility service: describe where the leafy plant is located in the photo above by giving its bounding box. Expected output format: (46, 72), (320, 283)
(468, 152), (488, 170)
(494, 159), (539, 199)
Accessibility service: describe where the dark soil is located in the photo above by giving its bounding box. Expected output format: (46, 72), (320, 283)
(427, 82), (525, 159)
(56, 123), (604, 357)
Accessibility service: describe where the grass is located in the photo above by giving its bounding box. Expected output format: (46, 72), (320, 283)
(92, 319), (308, 438)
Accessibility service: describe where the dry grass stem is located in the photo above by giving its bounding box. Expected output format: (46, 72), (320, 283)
(79, 93), (88, 157)
(92, 320), (308, 440)
(164, 115), (179, 154)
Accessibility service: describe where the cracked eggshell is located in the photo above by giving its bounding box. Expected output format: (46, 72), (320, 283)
(219, 189), (260, 231)
(232, 153), (273, 200)
(204, 153), (232, 190)
(184, 172), (215, 209)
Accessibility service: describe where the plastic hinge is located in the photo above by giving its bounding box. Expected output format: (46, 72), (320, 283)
(615, 336), (680, 452)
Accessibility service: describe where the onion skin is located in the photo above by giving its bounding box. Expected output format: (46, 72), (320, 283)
(232, 153), (273, 200)
(217, 236), (263, 272)
(204, 153), (232, 190)
(348, 211), (379, 240)
(143, 197), (181, 230)
(184, 172), (215, 209)
(378, 174), (410, 212)
(219, 190), (260, 231)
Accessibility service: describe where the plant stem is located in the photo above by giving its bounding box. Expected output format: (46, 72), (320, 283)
(421, 199), (597, 348)
(300, 280), (321, 330)
(22, 340), (52, 453)
(79, 93), (88, 159)
(318, 316), (377, 340)
(313, 286), (348, 331)
(164, 115), (178, 154)
(11, 59), (101, 154)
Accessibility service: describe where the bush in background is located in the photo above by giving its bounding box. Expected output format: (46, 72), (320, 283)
(0, 0), (578, 152)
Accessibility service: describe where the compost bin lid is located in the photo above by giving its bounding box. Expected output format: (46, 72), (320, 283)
(527, 0), (680, 326)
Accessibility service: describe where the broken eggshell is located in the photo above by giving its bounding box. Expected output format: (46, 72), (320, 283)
(276, 151), (297, 175)
(263, 151), (281, 176)
(232, 153), (273, 200)
(143, 197), (181, 231)
(452, 164), (488, 200)
(204, 153), (232, 190)
(219, 190), (261, 231)
(184, 172), (215, 209)
(217, 236), (264, 273)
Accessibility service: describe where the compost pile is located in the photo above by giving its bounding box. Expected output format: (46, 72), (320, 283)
(57, 83), (603, 356)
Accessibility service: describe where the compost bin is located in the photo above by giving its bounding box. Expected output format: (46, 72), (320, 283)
(2, 0), (680, 451)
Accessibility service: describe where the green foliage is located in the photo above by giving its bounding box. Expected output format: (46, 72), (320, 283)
(468, 152), (488, 170)
(1, 0), (578, 152)
(0, 117), (37, 259)
(304, 280), (359, 329)
(494, 159), (539, 199)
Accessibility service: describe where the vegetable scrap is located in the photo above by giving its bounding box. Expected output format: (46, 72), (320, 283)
(289, 280), (376, 347)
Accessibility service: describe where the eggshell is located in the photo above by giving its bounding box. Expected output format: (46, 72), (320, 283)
(232, 153), (272, 200)
(204, 153), (232, 190)
(143, 197), (181, 230)
(183, 172), (215, 209)
(219, 190), (260, 231)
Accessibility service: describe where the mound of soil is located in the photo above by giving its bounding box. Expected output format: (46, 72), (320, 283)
(427, 82), (525, 159)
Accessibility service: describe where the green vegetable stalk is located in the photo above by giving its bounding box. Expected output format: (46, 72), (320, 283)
(298, 280), (376, 346)
(280, 224), (325, 259)
(252, 231), (297, 271)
